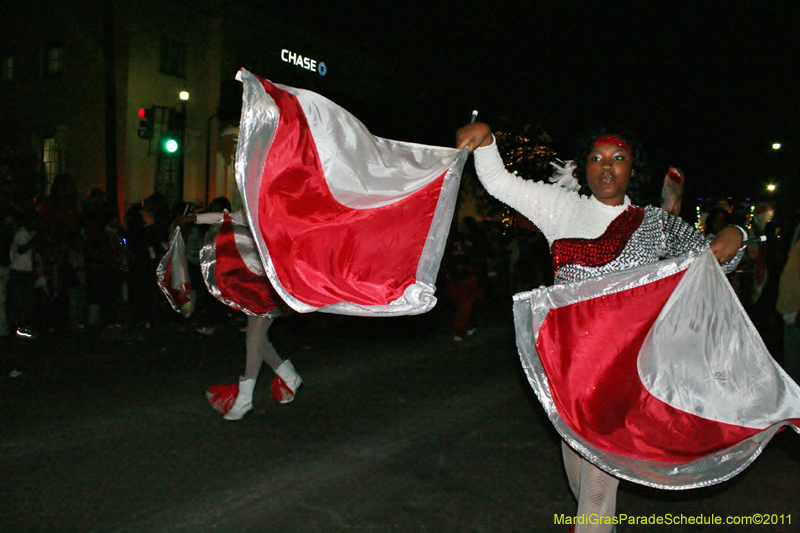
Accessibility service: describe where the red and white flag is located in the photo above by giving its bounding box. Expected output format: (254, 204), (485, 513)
(513, 249), (800, 489)
(234, 69), (466, 316)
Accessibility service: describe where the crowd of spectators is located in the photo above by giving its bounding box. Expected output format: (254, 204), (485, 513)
(0, 176), (191, 339)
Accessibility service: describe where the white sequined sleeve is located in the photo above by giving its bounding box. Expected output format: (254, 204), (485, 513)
(472, 138), (578, 239)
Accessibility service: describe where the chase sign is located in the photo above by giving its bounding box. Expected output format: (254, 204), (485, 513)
(281, 49), (327, 76)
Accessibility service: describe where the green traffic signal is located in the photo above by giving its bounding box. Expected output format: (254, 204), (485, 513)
(164, 138), (179, 153)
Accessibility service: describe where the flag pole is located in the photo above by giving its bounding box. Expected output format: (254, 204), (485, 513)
(743, 235), (767, 245)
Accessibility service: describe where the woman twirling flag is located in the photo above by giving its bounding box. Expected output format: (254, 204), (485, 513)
(457, 120), (800, 530)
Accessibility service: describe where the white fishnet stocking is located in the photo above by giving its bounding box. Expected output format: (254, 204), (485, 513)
(561, 441), (619, 533)
(244, 316), (284, 379)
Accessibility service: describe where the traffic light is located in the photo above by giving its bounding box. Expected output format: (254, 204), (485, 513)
(163, 137), (179, 153)
(138, 107), (154, 139)
(161, 108), (184, 154)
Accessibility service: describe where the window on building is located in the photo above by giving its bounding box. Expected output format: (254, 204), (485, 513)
(44, 44), (63, 77)
(160, 38), (186, 79)
(43, 137), (60, 192)
(1, 56), (13, 81)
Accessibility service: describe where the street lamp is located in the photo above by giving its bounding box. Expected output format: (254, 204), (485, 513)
(767, 183), (777, 192)
(772, 142), (782, 151)
(178, 89), (189, 201)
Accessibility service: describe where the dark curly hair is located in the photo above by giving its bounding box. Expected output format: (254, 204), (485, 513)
(572, 126), (650, 205)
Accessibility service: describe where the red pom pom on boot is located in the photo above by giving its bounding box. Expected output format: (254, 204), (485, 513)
(206, 383), (239, 413)
(271, 360), (303, 404)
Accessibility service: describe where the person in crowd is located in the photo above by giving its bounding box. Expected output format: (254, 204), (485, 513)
(777, 235), (800, 383)
(0, 190), (15, 337)
(704, 206), (731, 239)
(61, 229), (86, 332)
(446, 216), (488, 341)
(747, 201), (775, 307)
(506, 226), (522, 293)
(36, 173), (79, 234)
(456, 122), (745, 532)
(83, 190), (125, 328)
(124, 203), (148, 327)
(507, 226), (549, 293)
(34, 174), (82, 332)
(745, 200), (785, 356)
(705, 205), (741, 298)
(124, 195), (170, 329)
(7, 205), (41, 338)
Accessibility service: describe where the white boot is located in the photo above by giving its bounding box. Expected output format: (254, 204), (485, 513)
(271, 360), (303, 404)
(224, 377), (256, 420)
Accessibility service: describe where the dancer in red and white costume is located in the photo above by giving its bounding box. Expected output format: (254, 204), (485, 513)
(457, 123), (746, 532)
(192, 209), (303, 421)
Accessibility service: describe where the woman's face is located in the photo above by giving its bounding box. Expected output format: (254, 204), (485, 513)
(585, 141), (634, 206)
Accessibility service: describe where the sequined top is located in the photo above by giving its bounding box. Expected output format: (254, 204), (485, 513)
(473, 139), (743, 284)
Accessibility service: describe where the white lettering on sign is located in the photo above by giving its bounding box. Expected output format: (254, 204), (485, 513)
(281, 49), (327, 76)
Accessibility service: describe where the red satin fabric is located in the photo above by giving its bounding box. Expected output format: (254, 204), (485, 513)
(256, 80), (446, 307)
(550, 206), (644, 273)
(214, 214), (281, 315)
(536, 270), (761, 463)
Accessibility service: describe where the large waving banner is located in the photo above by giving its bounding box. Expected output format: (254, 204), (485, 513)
(235, 69), (466, 316)
(513, 249), (800, 489)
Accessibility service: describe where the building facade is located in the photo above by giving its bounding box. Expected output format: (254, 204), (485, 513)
(0, 0), (389, 217)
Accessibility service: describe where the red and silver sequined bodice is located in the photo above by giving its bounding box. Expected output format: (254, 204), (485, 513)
(551, 205), (709, 284)
(471, 140), (743, 286)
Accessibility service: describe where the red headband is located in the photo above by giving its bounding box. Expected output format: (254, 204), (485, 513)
(593, 136), (635, 160)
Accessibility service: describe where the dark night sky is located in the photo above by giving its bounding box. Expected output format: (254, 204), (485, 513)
(270, 1), (799, 203)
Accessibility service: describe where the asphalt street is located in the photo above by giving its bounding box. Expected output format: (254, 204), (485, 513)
(1, 299), (799, 532)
